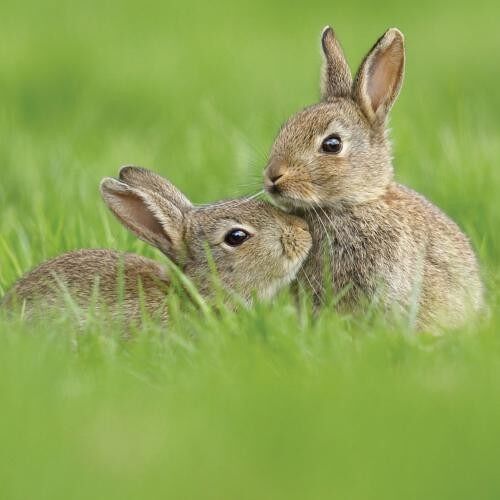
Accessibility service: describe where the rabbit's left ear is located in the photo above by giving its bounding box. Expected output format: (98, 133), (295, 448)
(100, 177), (190, 261)
(353, 28), (405, 125)
(320, 26), (352, 100)
(118, 165), (192, 212)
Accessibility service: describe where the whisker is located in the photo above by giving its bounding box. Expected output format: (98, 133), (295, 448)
(235, 181), (263, 190)
(299, 268), (317, 295)
(299, 268), (324, 307)
(195, 190), (266, 209)
(245, 190), (266, 201)
(316, 204), (336, 231)
(311, 205), (333, 253)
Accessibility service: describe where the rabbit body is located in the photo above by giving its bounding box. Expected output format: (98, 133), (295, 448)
(3, 249), (171, 323)
(298, 183), (482, 328)
(264, 28), (483, 329)
(3, 167), (312, 323)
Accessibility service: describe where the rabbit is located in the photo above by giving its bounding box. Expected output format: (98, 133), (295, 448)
(2, 166), (312, 324)
(263, 26), (484, 330)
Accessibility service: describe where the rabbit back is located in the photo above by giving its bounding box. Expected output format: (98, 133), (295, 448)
(2, 249), (170, 323)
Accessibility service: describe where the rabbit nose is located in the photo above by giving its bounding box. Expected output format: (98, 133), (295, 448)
(265, 160), (287, 192)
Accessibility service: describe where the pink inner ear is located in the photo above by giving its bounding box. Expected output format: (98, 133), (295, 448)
(122, 195), (166, 236)
(367, 39), (403, 114)
(112, 191), (171, 246)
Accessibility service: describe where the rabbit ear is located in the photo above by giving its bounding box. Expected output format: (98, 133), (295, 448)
(118, 165), (192, 212)
(320, 26), (352, 100)
(100, 177), (190, 261)
(353, 28), (405, 125)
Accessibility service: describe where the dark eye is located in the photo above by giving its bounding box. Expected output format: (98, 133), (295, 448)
(321, 134), (342, 154)
(224, 229), (250, 247)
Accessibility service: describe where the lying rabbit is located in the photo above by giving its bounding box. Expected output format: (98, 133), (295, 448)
(2, 166), (311, 323)
(264, 27), (483, 329)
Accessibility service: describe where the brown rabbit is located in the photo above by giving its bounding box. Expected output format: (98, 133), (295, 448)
(263, 27), (483, 329)
(2, 166), (311, 323)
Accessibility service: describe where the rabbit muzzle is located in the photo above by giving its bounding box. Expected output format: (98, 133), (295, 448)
(264, 159), (288, 194)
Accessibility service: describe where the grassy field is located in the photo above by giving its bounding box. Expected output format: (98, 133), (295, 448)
(1, 0), (500, 498)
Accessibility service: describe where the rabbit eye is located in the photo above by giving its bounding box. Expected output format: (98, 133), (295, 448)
(224, 229), (250, 247)
(321, 134), (342, 154)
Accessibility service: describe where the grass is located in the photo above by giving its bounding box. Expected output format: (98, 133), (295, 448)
(1, 0), (500, 498)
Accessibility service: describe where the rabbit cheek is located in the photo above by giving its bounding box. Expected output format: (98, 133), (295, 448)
(306, 156), (346, 203)
(281, 226), (312, 263)
(278, 170), (321, 206)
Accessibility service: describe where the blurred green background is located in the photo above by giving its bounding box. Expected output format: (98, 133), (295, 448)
(1, 0), (500, 499)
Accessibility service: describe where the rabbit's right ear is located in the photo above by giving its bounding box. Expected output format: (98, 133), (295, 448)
(100, 177), (190, 261)
(320, 26), (352, 100)
(352, 28), (405, 125)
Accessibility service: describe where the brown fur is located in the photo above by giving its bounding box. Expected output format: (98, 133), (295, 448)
(2, 167), (312, 324)
(264, 27), (483, 330)
(2, 249), (171, 322)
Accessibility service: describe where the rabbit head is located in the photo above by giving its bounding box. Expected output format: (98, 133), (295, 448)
(100, 166), (311, 302)
(264, 27), (405, 207)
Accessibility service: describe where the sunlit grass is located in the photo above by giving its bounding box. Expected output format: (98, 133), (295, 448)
(1, 0), (499, 498)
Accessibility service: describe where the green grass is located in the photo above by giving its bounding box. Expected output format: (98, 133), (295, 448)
(1, 0), (500, 498)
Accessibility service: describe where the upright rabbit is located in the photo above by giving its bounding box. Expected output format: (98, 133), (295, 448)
(2, 167), (311, 323)
(263, 27), (483, 329)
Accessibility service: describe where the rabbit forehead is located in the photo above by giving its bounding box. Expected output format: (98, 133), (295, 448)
(191, 199), (287, 228)
(272, 99), (368, 156)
